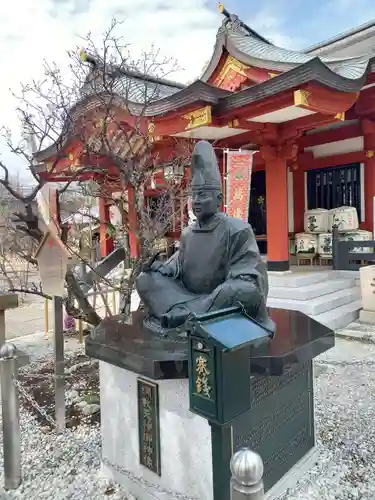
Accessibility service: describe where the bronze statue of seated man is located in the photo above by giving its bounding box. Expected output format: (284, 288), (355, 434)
(136, 140), (274, 335)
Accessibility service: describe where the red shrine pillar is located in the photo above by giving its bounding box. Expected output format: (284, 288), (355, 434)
(98, 197), (114, 258)
(127, 186), (140, 258)
(362, 119), (375, 233)
(261, 144), (296, 272)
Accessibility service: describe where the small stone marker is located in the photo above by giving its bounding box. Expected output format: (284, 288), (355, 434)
(0, 293), (19, 346)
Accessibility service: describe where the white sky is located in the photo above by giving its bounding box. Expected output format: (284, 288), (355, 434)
(0, 0), (372, 179)
(0, 0), (226, 178)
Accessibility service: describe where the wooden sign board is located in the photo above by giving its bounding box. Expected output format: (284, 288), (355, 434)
(35, 232), (72, 297)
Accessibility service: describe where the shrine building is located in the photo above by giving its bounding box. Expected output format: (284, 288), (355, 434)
(34, 4), (375, 272)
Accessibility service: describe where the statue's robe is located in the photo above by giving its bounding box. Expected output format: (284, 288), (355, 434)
(136, 212), (273, 329)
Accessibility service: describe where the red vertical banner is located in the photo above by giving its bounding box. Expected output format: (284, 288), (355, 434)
(225, 151), (254, 221)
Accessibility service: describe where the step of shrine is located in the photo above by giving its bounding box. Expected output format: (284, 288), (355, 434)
(267, 271), (361, 330)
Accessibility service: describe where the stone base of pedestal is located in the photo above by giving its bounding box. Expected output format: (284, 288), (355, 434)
(100, 362), (213, 500)
(99, 360), (318, 500)
(359, 309), (375, 324)
(265, 447), (318, 499)
(88, 310), (334, 500)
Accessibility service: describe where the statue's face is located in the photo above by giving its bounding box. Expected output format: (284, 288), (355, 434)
(192, 189), (222, 221)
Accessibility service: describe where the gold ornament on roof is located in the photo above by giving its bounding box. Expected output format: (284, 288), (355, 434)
(148, 122), (156, 135)
(79, 49), (88, 62)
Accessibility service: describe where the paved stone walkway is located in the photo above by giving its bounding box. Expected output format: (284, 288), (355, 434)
(336, 321), (375, 344)
(5, 296), (49, 340)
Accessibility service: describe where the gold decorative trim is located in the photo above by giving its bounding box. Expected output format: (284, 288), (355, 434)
(70, 158), (81, 171)
(214, 55), (248, 89)
(294, 89), (311, 107)
(228, 118), (239, 128)
(183, 106), (212, 130)
(366, 150), (374, 158)
(148, 122), (156, 135)
(218, 2), (224, 13)
(268, 72), (278, 79)
(195, 355), (212, 398)
(335, 112), (345, 121)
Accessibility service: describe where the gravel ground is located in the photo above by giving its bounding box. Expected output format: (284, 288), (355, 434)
(0, 333), (130, 500)
(0, 334), (375, 499)
(278, 339), (375, 500)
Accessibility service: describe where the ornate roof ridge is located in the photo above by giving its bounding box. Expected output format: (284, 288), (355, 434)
(201, 5), (373, 82)
(217, 3), (271, 45)
(79, 50), (186, 92)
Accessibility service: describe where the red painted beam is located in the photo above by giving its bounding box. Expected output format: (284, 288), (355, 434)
(301, 150), (366, 171)
(298, 84), (360, 115)
(364, 72), (375, 87)
(299, 122), (362, 148)
(220, 118), (266, 132)
(220, 91), (294, 121)
(245, 66), (280, 85)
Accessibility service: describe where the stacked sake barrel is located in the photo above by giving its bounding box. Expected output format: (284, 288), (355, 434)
(294, 206), (372, 261)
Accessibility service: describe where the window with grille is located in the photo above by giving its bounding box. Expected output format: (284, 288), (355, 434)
(306, 163), (362, 221)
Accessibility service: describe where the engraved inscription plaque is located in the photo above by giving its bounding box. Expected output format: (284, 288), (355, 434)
(137, 378), (161, 476)
(232, 362), (314, 492)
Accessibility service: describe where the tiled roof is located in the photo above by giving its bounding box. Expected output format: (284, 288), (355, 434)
(81, 66), (185, 104)
(305, 18), (375, 53)
(35, 11), (373, 162)
(201, 12), (373, 81)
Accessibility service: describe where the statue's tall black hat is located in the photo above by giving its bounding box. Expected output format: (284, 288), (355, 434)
(191, 140), (222, 191)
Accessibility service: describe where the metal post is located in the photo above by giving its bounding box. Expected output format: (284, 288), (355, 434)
(0, 343), (21, 490)
(53, 296), (65, 431)
(230, 448), (264, 500)
(0, 310), (5, 346)
(44, 298), (49, 338)
(332, 224), (339, 270)
(112, 290), (117, 315)
(78, 318), (84, 345)
(80, 261), (88, 282)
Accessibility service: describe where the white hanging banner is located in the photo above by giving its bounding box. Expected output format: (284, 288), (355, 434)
(225, 150), (254, 221)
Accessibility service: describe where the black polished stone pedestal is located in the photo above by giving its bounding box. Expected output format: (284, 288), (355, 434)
(211, 361), (315, 499)
(86, 308), (334, 499)
(86, 311), (189, 379)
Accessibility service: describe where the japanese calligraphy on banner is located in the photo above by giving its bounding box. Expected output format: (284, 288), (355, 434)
(225, 150), (254, 221)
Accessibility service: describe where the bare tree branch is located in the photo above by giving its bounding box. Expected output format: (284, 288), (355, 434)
(0, 17), (192, 326)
